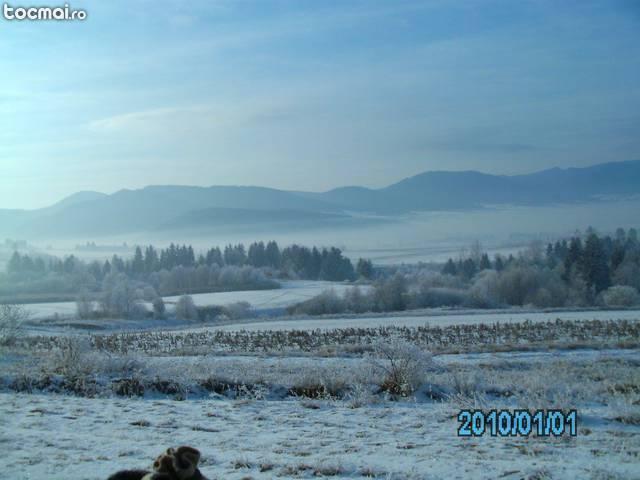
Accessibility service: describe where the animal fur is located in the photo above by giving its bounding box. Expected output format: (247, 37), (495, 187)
(108, 446), (208, 480)
(107, 470), (153, 480)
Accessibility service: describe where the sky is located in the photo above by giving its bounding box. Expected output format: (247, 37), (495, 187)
(1, 0), (639, 209)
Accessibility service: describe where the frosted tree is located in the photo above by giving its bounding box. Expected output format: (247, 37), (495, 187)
(602, 286), (639, 307)
(356, 258), (374, 279)
(101, 273), (144, 318)
(152, 297), (166, 319)
(0, 304), (28, 346)
(76, 289), (94, 319)
(131, 246), (144, 275)
(175, 295), (198, 321)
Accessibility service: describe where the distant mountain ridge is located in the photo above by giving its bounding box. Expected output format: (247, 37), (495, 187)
(312, 160), (640, 212)
(2, 160), (639, 238)
(45, 191), (109, 212)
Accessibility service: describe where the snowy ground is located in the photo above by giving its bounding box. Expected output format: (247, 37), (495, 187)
(23, 280), (363, 320)
(20, 303), (640, 338)
(4, 308), (640, 479)
(3, 390), (640, 480)
(202, 308), (640, 333)
(163, 281), (365, 309)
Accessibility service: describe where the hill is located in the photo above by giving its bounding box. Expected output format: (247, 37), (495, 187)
(1, 160), (638, 238)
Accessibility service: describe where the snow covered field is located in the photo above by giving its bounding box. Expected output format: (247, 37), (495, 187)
(20, 298), (640, 339)
(4, 301), (640, 479)
(3, 341), (640, 479)
(204, 308), (640, 333)
(4, 391), (640, 480)
(163, 281), (366, 310)
(22, 280), (363, 320)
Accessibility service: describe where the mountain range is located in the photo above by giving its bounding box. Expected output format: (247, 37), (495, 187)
(2, 160), (639, 238)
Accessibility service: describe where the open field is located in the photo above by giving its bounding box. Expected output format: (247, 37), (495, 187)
(3, 300), (640, 479)
(3, 319), (640, 480)
(205, 309), (640, 333)
(22, 280), (362, 321)
(163, 281), (365, 310)
(2, 341), (640, 479)
(20, 302), (640, 339)
(3, 387), (640, 480)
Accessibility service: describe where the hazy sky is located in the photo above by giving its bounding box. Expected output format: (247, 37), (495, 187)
(1, 0), (639, 209)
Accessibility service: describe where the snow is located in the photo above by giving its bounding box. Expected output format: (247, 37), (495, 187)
(5, 283), (640, 479)
(4, 311), (640, 479)
(24, 300), (78, 319)
(23, 281), (365, 320)
(136, 349), (640, 390)
(19, 305), (640, 338)
(3, 392), (639, 479)
(197, 309), (640, 333)
(163, 281), (367, 308)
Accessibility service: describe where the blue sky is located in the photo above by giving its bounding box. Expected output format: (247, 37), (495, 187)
(1, 0), (639, 208)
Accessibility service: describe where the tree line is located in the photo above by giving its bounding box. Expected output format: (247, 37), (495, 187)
(7, 240), (361, 283)
(2, 241), (372, 307)
(291, 227), (640, 315)
(440, 228), (639, 302)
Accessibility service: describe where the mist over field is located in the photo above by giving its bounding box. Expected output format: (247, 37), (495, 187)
(2, 160), (640, 270)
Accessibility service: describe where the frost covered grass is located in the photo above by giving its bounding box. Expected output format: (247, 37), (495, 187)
(2, 316), (640, 478)
(3, 388), (640, 479)
(3, 335), (640, 415)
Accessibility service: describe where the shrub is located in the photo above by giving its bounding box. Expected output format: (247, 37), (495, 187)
(76, 290), (94, 319)
(195, 305), (226, 322)
(51, 337), (93, 377)
(175, 295), (198, 320)
(491, 266), (566, 307)
(412, 287), (467, 308)
(0, 304), (28, 346)
(468, 270), (500, 308)
(343, 286), (373, 313)
(289, 367), (348, 399)
(368, 338), (433, 397)
(225, 301), (251, 319)
(100, 273), (147, 318)
(152, 297), (166, 319)
(613, 261), (640, 291)
(495, 266), (542, 306)
(346, 382), (377, 408)
(372, 273), (407, 311)
(602, 285), (639, 307)
(288, 289), (345, 316)
(112, 377), (145, 397)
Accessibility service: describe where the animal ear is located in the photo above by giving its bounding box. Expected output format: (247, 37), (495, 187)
(176, 446), (200, 467)
(172, 446), (200, 479)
